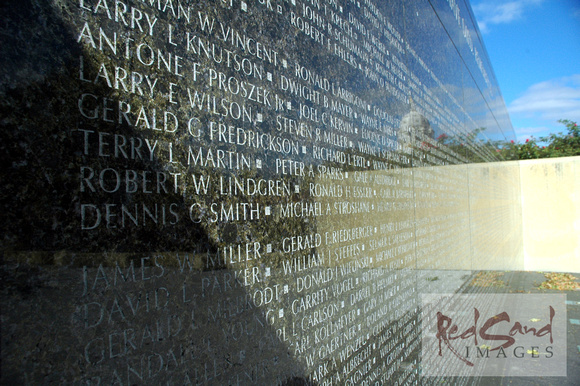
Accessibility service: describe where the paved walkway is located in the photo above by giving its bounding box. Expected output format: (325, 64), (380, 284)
(468, 271), (580, 386)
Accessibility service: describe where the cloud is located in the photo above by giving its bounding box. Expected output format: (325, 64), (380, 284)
(508, 75), (580, 121)
(513, 126), (552, 142)
(472, 0), (543, 33)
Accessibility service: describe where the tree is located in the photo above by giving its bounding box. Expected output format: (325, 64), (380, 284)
(539, 120), (580, 158)
(506, 120), (580, 160)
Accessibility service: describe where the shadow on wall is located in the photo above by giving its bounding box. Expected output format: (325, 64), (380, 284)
(0, 1), (312, 383)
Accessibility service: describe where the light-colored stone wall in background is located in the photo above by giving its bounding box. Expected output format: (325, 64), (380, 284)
(468, 161), (524, 271)
(519, 156), (580, 272)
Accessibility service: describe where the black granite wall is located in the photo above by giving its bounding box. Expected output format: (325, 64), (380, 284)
(1, 0), (520, 384)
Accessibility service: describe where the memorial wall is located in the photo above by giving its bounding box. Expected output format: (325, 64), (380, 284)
(1, 0), (522, 383)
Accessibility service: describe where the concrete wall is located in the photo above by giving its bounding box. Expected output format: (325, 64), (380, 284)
(406, 156), (580, 273)
(519, 156), (580, 272)
(468, 161), (524, 271)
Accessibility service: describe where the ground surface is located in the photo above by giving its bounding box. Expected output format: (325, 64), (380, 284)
(471, 271), (580, 385)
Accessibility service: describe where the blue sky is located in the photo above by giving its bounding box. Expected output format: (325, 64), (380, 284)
(471, 0), (580, 143)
